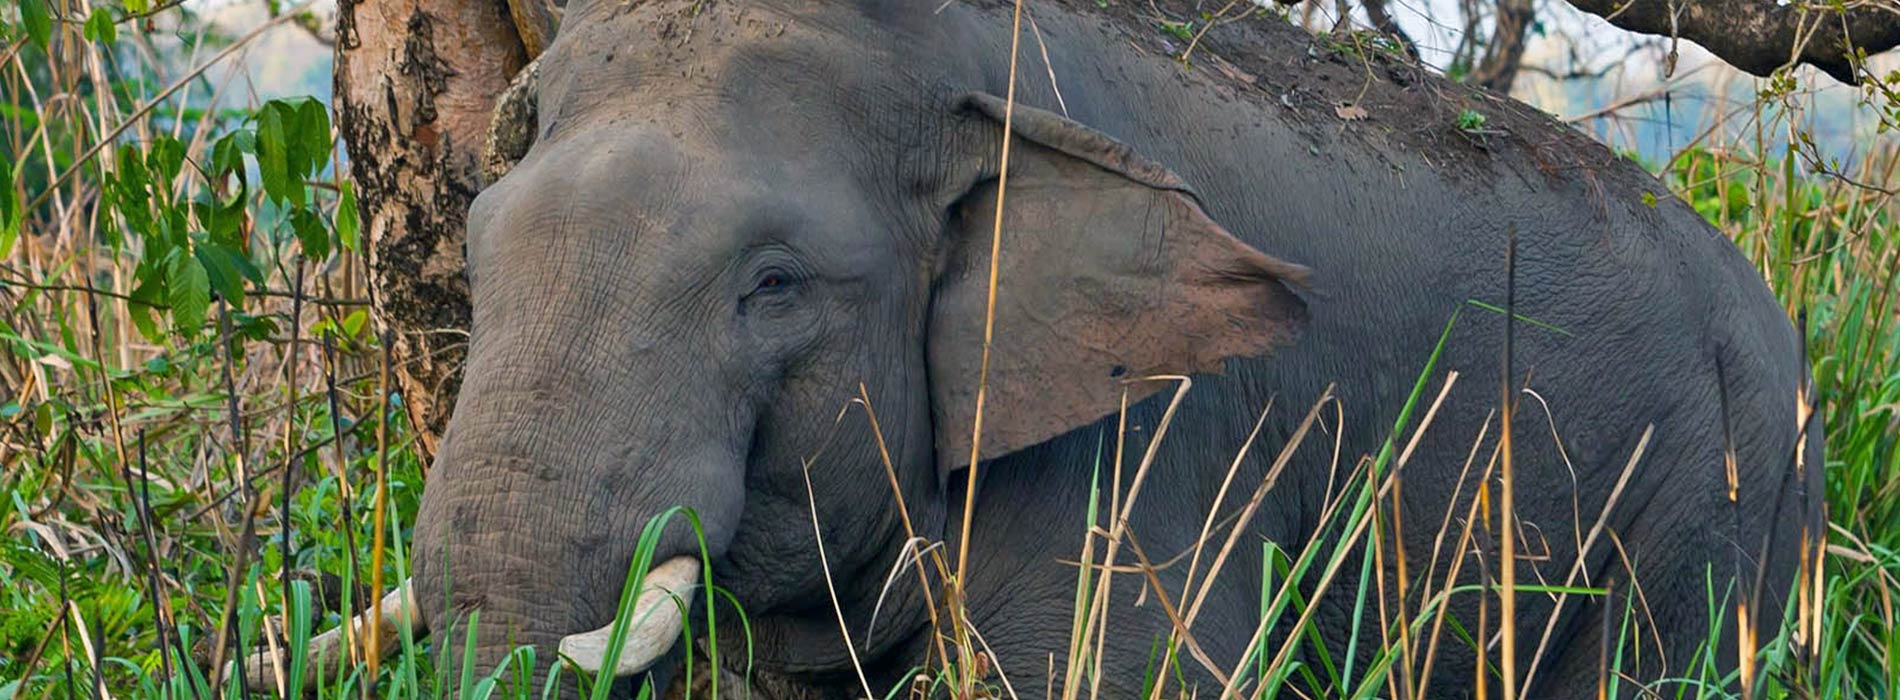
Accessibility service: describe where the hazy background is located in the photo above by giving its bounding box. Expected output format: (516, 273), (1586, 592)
(179, 0), (1900, 175)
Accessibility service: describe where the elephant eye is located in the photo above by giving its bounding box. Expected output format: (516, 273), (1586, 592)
(745, 267), (799, 301)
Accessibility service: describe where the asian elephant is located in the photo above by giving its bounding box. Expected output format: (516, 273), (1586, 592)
(270, 0), (1824, 697)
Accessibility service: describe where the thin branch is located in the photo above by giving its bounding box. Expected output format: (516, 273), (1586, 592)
(1561, 0), (1900, 84)
(1362, 0), (1422, 61)
(1470, 0), (1535, 92)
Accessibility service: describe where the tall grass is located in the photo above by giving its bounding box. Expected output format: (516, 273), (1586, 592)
(1, 2), (1896, 700)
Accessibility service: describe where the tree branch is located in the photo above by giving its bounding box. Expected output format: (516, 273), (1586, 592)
(1362, 0), (1422, 61)
(1471, 0), (1535, 92)
(1562, 0), (1900, 84)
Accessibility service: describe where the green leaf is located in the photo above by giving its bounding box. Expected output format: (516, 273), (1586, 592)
(165, 251), (210, 335)
(127, 277), (164, 342)
(196, 191), (248, 250)
(193, 242), (249, 305)
(232, 312), (278, 341)
(291, 207), (329, 261)
(296, 98), (333, 172)
(83, 7), (117, 44)
(116, 143), (149, 195)
(148, 135), (185, 184)
(122, 0), (150, 13)
(256, 105), (294, 206)
(0, 158), (16, 259)
(20, 0), (52, 51)
(340, 309), (367, 339)
(336, 180), (361, 254)
(33, 402), (54, 438)
(211, 129), (252, 176)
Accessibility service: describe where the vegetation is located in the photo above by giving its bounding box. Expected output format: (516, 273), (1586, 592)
(1, 1), (1895, 699)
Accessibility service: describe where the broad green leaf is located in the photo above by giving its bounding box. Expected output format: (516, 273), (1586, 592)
(122, 0), (151, 12)
(83, 7), (117, 44)
(127, 302), (160, 342)
(211, 129), (251, 176)
(116, 143), (150, 197)
(193, 242), (248, 305)
(166, 251), (210, 335)
(148, 135), (185, 184)
(196, 192), (247, 250)
(20, 0), (52, 51)
(98, 215), (122, 252)
(256, 105), (293, 205)
(336, 180), (361, 254)
(291, 207), (329, 261)
(232, 312), (278, 341)
(341, 309), (367, 339)
(128, 273), (165, 342)
(296, 98), (333, 172)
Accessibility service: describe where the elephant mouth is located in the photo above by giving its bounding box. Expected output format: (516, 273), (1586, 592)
(558, 555), (702, 678)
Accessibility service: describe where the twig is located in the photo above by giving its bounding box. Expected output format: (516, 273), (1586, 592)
(122, 432), (177, 686)
(0, 274), (371, 308)
(180, 416), (373, 524)
(852, 383), (950, 668)
(206, 298), (260, 696)
(367, 329), (393, 680)
(799, 457), (877, 699)
(319, 329), (367, 682)
(274, 264), (307, 696)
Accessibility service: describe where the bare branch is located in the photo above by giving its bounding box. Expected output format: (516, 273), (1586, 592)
(1562, 0), (1900, 84)
(1471, 0), (1535, 92)
(1362, 0), (1423, 60)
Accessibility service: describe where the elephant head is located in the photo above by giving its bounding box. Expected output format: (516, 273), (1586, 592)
(416, 0), (1310, 693)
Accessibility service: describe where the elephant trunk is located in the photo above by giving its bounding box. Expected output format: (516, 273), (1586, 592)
(411, 339), (746, 697)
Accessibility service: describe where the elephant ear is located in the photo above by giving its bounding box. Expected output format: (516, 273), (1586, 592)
(928, 93), (1311, 481)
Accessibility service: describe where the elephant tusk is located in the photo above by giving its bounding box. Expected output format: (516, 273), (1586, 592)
(558, 556), (700, 677)
(233, 580), (422, 688)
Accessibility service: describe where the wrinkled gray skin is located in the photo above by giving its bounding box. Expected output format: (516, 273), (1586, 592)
(412, 0), (1820, 697)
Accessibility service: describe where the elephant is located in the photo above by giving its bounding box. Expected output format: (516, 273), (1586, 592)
(251, 0), (1822, 698)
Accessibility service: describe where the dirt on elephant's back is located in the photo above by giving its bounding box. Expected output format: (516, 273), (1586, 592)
(980, 0), (1670, 203)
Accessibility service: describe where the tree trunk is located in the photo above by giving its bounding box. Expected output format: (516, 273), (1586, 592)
(1468, 0), (1532, 94)
(334, 0), (528, 463)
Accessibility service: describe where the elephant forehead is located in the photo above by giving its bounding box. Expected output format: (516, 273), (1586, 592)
(474, 125), (884, 298)
(536, 0), (949, 154)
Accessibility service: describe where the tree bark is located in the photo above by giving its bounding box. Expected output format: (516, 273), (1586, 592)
(1470, 0), (1533, 93)
(1563, 0), (1899, 84)
(334, 0), (528, 464)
